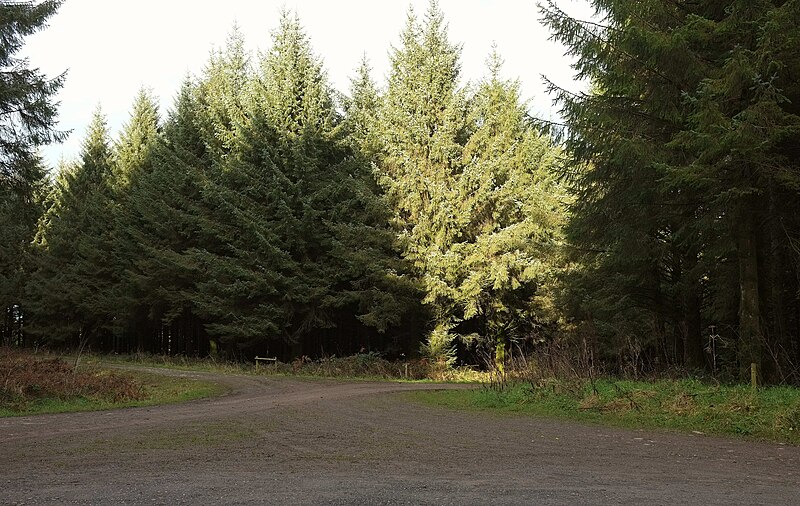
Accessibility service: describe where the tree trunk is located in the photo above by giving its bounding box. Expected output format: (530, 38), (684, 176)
(291, 339), (303, 360)
(766, 188), (788, 381)
(737, 207), (762, 378)
(683, 286), (704, 369)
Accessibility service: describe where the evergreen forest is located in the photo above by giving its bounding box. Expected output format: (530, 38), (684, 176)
(3, 0), (800, 383)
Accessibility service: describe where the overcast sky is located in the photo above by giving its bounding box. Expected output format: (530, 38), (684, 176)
(22, 0), (594, 168)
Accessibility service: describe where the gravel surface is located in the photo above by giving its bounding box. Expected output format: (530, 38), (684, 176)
(1, 368), (799, 505)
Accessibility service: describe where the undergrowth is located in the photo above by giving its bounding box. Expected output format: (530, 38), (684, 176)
(412, 376), (800, 445)
(0, 347), (224, 416)
(89, 351), (486, 382)
(0, 346), (144, 411)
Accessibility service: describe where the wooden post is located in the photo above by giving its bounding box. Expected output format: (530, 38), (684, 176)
(751, 362), (758, 390)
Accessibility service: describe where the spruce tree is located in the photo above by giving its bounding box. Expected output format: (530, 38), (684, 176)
(0, 164), (47, 345)
(111, 89), (161, 350)
(342, 56), (382, 159)
(0, 0), (66, 186)
(0, 0), (65, 344)
(378, 3), (565, 366)
(454, 49), (565, 367)
(177, 25), (293, 351)
(194, 25), (251, 165)
(119, 81), (213, 354)
(378, 1), (468, 360)
(541, 0), (800, 378)
(26, 110), (117, 348)
(187, 12), (419, 356)
(114, 89), (160, 188)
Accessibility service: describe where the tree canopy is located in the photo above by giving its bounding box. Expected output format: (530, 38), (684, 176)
(6, 0), (799, 383)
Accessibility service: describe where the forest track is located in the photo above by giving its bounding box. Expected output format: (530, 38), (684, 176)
(1, 367), (798, 505)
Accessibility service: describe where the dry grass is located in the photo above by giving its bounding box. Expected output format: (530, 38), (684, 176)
(0, 347), (144, 411)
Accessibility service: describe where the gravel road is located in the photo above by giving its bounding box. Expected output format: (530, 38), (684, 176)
(1, 368), (799, 505)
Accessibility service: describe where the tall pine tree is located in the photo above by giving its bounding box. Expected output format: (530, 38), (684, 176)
(0, 0), (65, 344)
(112, 89), (161, 351)
(119, 81), (213, 355)
(26, 110), (117, 349)
(542, 0), (800, 379)
(378, 1), (468, 360)
(379, 2), (565, 366)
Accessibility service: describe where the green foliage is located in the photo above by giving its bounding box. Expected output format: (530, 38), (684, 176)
(541, 0), (800, 380)
(0, 0), (66, 186)
(378, 2), (565, 364)
(13, 4), (570, 371)
(342, 56), (382, 158)
(113, 81), (212, 355)
(114, 88), (160, 189)
(160, 14), (422, 355)
(26, 111), (118, 346)
(0, 0), (65, 345)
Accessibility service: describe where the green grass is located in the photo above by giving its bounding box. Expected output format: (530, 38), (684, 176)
(410, 377), (800, 444)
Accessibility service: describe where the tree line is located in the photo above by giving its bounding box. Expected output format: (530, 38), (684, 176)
(2, 2), (564, 365)
(2, 0), (799, 382)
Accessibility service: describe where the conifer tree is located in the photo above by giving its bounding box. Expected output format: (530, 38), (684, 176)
(178, 23), (291, 351)
(111, 89), (161, 350)
(0, 164), (46, 345)
(454, 49), (565, 367)
(186, 12), (419, 356)
(378, 1), (468, 360)
(0, 0), (66, 187)
(541, 0), (800, 378)
(114, 89), (160, 188)
(0, 0), (65, 344)
(194, 25), (251, 165)
(342, 56), (382, 158)
(26, 110), (117, 348)
(119, 81), (213, 354)
(379, 3), (564, 366)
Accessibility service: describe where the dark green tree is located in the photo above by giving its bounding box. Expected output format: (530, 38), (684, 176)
(541, 0), (800, 379)
(118, 81), (214, 355)
(0, 163), (47, 345)
(111, 89), (161, 350)
(0, 0), (65, 186)
(0, 0), (65, 344)
(26, 110), (117, 349)
(186, 12), (419, 357)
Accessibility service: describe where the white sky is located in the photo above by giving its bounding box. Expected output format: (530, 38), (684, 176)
(22, 0), (594, 168)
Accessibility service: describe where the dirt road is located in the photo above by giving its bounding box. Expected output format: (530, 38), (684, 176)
(2, 369), (799, 505)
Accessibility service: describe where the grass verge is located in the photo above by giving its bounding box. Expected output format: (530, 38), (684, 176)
(1, 348), (225, 417)
(410, 377), (800, 445)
